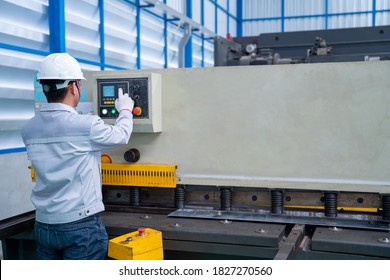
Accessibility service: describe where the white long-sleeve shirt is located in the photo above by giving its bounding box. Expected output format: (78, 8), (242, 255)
(21, 103), (133, 224)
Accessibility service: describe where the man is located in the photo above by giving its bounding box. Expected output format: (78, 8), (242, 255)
(21, 53), (134, 259)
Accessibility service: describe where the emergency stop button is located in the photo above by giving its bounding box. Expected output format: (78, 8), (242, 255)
(132, 107), (142, 116)
(138, 228), (146, 236)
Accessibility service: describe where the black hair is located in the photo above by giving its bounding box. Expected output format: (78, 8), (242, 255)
(40, 79), (74, 103)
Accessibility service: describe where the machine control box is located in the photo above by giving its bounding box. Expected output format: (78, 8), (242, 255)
(92, 72), (162, 133)
(98, 78), (149, 119)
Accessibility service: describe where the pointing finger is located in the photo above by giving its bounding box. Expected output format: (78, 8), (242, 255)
(118, 88), (124, 98)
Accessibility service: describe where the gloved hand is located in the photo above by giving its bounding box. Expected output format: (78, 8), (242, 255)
(115, 88), (134, 113)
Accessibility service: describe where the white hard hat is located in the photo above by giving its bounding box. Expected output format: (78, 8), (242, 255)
(37, 53), (86, 81)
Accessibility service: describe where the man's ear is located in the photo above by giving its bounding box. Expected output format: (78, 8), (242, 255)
(68, 83), (76, 96)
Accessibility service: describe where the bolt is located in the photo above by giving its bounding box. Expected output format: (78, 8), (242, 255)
(328, 226), (342, 232)
(255, 228), (267, 234)
(170, 223), (182, 228)
(140, 214), (151, 219)
(378, 237), (390, 243)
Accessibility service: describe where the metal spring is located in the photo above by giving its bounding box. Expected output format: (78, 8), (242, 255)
(271, 190), (284, 214)
(382, 195), (390, 221)
(174, 185), (186, 209)
(220, 188), (232, 210)
(324, 192), (338, 218)
(130, 187), (140, 206)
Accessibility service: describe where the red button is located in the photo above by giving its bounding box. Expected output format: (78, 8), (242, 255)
(132, 107), (142, 116)
(138, 228), (146, 236)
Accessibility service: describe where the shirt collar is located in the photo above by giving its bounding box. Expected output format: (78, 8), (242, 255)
(40, 103), (78, 114)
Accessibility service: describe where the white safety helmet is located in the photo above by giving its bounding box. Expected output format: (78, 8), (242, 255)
(37, 53), (86, 89)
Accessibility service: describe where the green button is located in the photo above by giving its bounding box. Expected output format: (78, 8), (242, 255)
(111, 109), (117, 114)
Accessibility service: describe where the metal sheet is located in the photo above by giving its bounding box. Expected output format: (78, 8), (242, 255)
(86, 61), (390, 192)
(169, 209), (390, 231)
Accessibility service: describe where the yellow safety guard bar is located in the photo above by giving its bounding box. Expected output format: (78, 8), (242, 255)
(101, 163), (177, 188)
(30, 163), (177, 188)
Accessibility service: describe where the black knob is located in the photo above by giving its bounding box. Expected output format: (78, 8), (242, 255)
(124, 148), (140, 163)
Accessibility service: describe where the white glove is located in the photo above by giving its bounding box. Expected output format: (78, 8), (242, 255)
(115, 88), (134, 113)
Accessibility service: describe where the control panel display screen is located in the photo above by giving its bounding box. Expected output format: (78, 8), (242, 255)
(102, 85), (115, 97)
(97, 78), (149, 119)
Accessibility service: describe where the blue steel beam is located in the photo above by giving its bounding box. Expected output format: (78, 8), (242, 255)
(136, 0), (141, 69)
(237, 0), (242, 36)
(0, 148), (27, 155)
(185, 0), (193, 68)
(164, 0), (168, 68)
(208, 0), (237, 19)
(214, 0), (218, 34)
(281, 0), (285, 32)
(227, 0), (230, 35)
(201, 0), (205, 67)
(325, 0), (329, 29)
(99, 0), (105, 70)
(48, 0), (66, 53)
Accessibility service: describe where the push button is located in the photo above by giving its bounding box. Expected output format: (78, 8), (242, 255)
(132, 107), (142, 116)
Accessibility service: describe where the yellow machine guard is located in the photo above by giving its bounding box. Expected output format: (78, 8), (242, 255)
(108, 228), (164, 260)
(31, 163), (177, 188)
(101, 163), (176, 188)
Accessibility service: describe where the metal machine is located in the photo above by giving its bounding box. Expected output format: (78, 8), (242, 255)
(83, 57), (390, 259)
(2, 26), (390, 260)
(214, 25), (390, 66)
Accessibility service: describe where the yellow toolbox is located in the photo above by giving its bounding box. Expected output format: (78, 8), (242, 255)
(108, 228), (164, 260)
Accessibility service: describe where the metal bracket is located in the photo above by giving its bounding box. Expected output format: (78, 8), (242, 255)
(274, 224), (305, 260)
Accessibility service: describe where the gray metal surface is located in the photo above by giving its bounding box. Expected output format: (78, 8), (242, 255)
(311, 227), (390, 258)
(0, 153), (35, 221)
(102, 211), (285, 247)
(101, 211), (285, 259)
(169, 209), (390, 231)
(87, 61), (390, 193)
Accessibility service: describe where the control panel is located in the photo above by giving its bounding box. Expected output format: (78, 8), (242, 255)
(91, 72), (162, 133)
(98, 78), (149, 119)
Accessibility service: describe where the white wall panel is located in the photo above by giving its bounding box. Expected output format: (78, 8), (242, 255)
(104, 0), (137, 69)
(243, 20), (281, 35)
(376, 12), (390, 26)
(203, 39), (214, 67)
(328, 0), (372, 13)
(285, 17), (325, 32)
(65, 0), (101, 64)
(285, 0), (325, 16)
(167, 23), (183, 68)
(167, 0), (184, 14)
(218, 9), (228, 36)
(192, 0), (201, 23)
(204, 0), (216, 32)
(140, 12), (165, 69)
(218, 0), (228, 10)
(376, 0), (390, 10)
(242, 0), (390, 36)
(244, 0), (281, 19)
(0, 0), (46, 152)
(192, 36), (203, 67)
(0, 0), (49, 51)
(329, 13), (372, 29)
(229, 0), (237, 16)
(0, 153), (34, 221)
(0, 0), (47, 220)
(229, 15), (237, 37)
